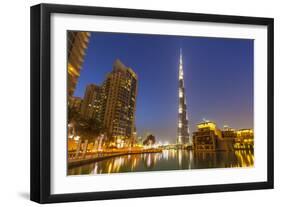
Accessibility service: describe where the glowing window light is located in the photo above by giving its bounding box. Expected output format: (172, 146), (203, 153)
(179, 107), (183, 113)
(179, 90), (183, 98)
(178, 122), (182, 128)
(178, 136), (182, 143)
(74, 136), (80, 141)
(179, 70), (183, 80)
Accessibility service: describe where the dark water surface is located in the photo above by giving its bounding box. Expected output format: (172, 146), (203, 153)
(68, 149), (254, 175)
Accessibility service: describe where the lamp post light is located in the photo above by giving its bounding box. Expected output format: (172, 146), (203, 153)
(74, 135), (80, 144)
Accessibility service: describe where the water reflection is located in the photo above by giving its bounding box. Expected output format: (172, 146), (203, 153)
(68, 150), (254, 175)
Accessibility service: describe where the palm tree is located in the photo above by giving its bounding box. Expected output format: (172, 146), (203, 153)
(75, 117), (106, 158)
(143, 134), (156, 146)
(67, 105), (79, 123)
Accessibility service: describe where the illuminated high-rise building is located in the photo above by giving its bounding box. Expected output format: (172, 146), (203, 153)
(81, 84), (102, 120)
(67, 31), (91, 98)
(177, 49), (190, 145)
(101, 59), (138, 147)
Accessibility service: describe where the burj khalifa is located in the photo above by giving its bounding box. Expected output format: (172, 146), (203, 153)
(177, 49), (190, 145)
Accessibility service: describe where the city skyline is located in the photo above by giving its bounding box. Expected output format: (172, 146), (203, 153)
(73, 31), (254, 143)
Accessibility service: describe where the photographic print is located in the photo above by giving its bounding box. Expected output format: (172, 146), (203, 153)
(67, 31), (254, 175)
(31, 4), (273, 203)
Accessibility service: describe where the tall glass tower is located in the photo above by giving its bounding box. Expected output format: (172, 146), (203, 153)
(177, 49), (190, 145)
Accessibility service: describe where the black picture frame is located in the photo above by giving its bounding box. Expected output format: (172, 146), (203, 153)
(30, 3), (274, 204)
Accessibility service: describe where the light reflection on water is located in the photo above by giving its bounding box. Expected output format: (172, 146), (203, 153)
(68, 149), (254, 175)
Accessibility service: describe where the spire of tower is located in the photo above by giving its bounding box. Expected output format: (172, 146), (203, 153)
(180, 48), (182, 63)
(179, 49), (184, 81)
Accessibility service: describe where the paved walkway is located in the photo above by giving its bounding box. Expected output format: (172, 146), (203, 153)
(68, 149), (162, 168)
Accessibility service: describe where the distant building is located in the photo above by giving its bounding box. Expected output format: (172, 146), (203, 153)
(132, 127), (137, 147)
(67, 31), (91, 98)
(136, 136), (144, 146)
(222, 125), (236, 138)
(221, 125), (236, 150)
(81, 84), (102, 120)
(101, 59), (138, 147)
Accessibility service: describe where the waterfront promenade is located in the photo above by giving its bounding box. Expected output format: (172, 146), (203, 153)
(68, 148), (162, 168)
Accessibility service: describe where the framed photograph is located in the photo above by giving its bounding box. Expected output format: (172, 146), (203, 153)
(30, 3), (274, 203)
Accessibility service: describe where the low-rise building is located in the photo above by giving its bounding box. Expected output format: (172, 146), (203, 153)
(235, 129), (254, 150)
(193, 122), (240, 151)
(193, 121), (220, 151)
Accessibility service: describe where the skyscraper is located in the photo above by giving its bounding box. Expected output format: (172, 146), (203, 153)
(101, 59), (138, 147)
(67, 31), (91, 98)
(177, 49), (190, 145)
(81, 84), (102, 120)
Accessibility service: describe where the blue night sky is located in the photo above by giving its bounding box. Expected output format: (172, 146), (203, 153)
(73, 32), (254, 143)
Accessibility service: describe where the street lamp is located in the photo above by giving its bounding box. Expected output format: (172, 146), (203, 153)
(74, 135), (80, 142)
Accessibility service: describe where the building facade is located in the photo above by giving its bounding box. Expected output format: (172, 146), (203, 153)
(177, 49), (190, 145)
(193, 121), (221, 151)
(101, 59), (138, 147)
(193, 122), (252, 151)
(222, 125), (236, 138)
(235, 129), (254, 150)
(221, 125), (236, 151)
(67, 31), (91, 98)
(81, 84), (102, 120)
